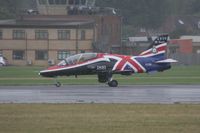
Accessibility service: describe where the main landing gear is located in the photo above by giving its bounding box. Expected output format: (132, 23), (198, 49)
(98, 72), (118, 87)
(108, 80), (118, 87)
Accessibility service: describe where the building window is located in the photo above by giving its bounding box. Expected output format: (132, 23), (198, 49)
(57, 51), (70, 60)
(169, 47), (177, 54)
(68, 0), (74, 5)
(0, 31), (2, 39)
(13, 30), (25, 40)
(80, 50), (85, 53)
(58, 30), (70, 40)
(80, 30), (86, 40)
(35, 50), (48, 60)
(75, 0), (80, 5)
(87, 0), (95, 6)
(39, 0), (47, 4)
(49, 0), (54, 4)
(49, 0), (66, 5)
(35, 30), (48, 40)
(80, 0), (86, 5)
(13, 50), (25, 60)
(56, 0), (67, 4)
(197, 49), (200, 54)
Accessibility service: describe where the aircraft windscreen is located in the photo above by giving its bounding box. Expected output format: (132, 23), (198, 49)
(58, 53), (97, 66)
(78, 53), (97, 63)
(58, 60), (67, 66)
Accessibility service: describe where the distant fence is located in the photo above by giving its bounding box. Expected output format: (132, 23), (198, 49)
(170, 53), (200, 65)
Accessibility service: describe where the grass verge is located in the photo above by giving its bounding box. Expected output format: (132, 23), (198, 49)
(0, 104), (200, 133)
(0, 65), (200, 85)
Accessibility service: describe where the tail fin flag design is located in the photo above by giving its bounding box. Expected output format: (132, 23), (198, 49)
(139, 35), (169, 57)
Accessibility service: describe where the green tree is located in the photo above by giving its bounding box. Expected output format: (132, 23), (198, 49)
(0, 0), (35, 19)
(188, 0), (200, 15)
(97, 0), (170, 29)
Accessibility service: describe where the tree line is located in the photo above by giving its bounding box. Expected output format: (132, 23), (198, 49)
(97, 0), (200, 29)
(0, 0), (34, 19)
(1, 0), (200, 30)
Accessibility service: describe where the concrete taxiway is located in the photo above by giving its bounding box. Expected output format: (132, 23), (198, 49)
(0, 85), (200, 104)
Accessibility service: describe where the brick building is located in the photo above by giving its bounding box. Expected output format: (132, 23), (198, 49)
(0, 0), (121, 66)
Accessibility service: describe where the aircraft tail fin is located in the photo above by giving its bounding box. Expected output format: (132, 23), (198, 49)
(139, 35), (169, 57)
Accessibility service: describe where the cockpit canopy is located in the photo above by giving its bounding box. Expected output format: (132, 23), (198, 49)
(58, 53), (97, 66)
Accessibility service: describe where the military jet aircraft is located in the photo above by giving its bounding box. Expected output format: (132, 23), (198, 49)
(39, 35), (177, 87)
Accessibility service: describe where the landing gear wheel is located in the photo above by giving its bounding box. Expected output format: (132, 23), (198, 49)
(55, 82), (61, 87)
(108, 80), (118, 87)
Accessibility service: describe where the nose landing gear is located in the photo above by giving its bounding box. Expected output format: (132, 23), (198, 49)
(55, 81), (61, 87)
(54, 77), (61, 87)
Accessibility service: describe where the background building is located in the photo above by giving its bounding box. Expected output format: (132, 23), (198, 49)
(123, 35), (200, 65)
(169, 36), (200, 65)
(0, 0), (121, 66)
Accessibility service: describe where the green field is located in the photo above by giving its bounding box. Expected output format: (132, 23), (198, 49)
(0, 65), (200, 85)
(0, 104), (200, 133)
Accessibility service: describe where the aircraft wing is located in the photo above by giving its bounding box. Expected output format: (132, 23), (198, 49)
(156, 59), (178, 64)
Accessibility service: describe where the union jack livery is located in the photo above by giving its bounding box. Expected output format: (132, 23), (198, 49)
(39, 35), (177, 87)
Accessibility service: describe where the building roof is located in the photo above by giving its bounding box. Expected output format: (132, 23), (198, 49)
(180, 36), (200, 43)
(128, 36), (157, 42)
(0, 19), (16, 25)
(0, 18), (94, 28)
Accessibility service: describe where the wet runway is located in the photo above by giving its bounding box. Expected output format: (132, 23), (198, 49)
(0, 85), (200, 104)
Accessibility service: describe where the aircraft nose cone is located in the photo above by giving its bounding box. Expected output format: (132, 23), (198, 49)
(39, 66), (59, 77)
(38, 70), (46, 77)
(38, 71), (42, 76)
